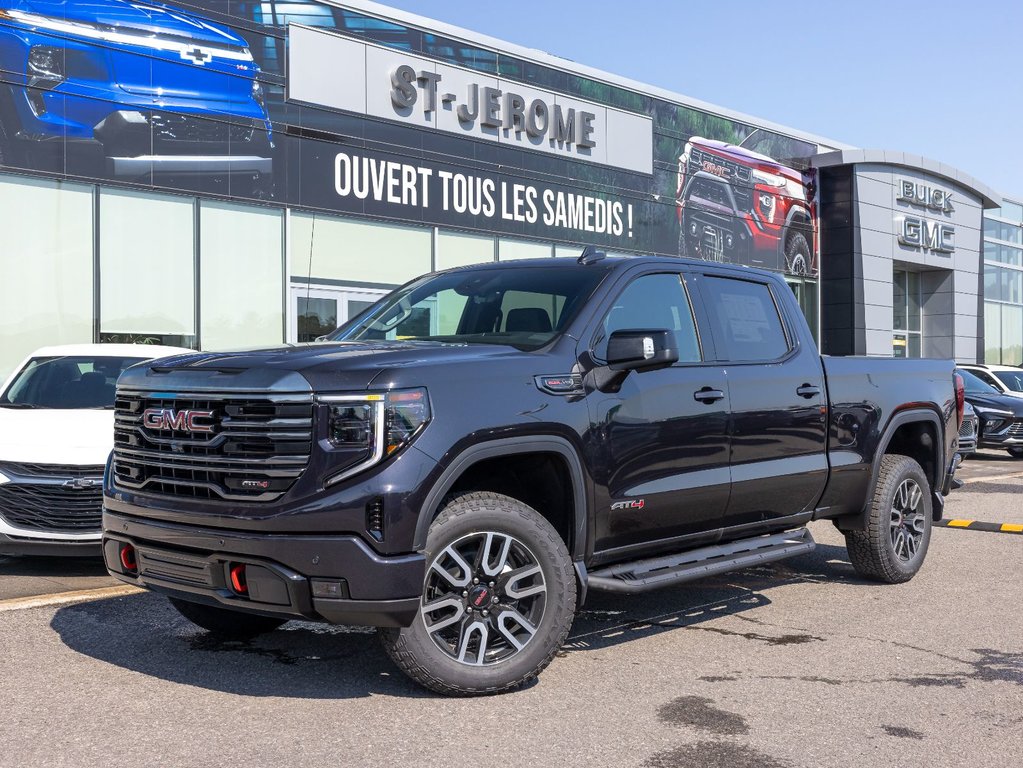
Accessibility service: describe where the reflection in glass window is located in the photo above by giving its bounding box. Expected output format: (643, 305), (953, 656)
(0, 175), (94, 383)
(595, 273), (701, 363)
(99, 188), (196, 348)
(701, 277), (790, 361)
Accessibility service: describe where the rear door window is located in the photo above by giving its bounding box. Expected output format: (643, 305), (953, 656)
(700, 276), (791, 362)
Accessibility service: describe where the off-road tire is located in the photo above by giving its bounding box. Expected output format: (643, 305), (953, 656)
(1007, 447), (1023, 459)
(785, 230), (811, 276)
(169, 596), (286, 638)
(380, 491), (576, 696)
(845, 454), (932, 584)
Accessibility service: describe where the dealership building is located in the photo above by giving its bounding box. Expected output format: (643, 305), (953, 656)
(0, 0), (1014, 382)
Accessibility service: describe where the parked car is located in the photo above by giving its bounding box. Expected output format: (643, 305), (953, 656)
(957, 363), (1023, 399)
(0, 0), (273, 196)
(103, 251), (962, 695)
(0, 343), (191, 555)
(957, 401), (978, 457)
(956, 368), (1023, 458)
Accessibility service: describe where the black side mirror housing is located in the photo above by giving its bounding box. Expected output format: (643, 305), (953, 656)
(606, 330), (679, 372)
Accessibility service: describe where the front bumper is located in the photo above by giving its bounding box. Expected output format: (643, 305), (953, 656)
(103, 510), (425, 627)
(0, 532), (102, 557)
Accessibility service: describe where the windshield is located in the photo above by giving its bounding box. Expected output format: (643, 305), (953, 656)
(0, 356), (146, 410)
(327, 265), (609, 351)
(957, 368), (1000, 396)
(994, 369), (1023, 392)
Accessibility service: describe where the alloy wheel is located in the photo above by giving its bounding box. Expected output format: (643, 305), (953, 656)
(421, 531), (547, 667)
(890, 478), (925, 562)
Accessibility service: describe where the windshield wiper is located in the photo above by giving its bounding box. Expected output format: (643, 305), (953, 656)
(0, 402), (40, 409)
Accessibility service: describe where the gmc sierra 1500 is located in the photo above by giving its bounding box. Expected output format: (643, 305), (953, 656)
(103, 250), (962, 695)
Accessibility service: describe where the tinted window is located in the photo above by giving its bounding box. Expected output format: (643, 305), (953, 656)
(330, 266), (607, 351)
(0, 356), (146, 409)
(701, 277), (789, 361)
(594, 273), (701, 363)
(957, 368), (999, 395)
(994, 370), (1023, 392)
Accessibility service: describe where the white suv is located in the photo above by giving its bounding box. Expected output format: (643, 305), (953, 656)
(957, 364), (1023, 399)
(0, 343), (191, 556)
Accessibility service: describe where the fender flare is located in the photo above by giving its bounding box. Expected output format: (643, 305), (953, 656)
(839, 408), (945, 531)
(412, 435), (589, 561)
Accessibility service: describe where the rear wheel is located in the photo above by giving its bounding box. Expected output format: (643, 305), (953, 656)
(1007, 447), (1023, 459)
(380, 491), (576, 696)
(845, 454), (932, 584)
(169, 597), (286, 639)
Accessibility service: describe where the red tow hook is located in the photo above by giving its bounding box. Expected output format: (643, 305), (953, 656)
(229, 563), (248, 595)
(119, 543), (137, 573)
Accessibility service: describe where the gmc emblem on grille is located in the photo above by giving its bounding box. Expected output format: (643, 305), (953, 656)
(142, 408), (215, 434)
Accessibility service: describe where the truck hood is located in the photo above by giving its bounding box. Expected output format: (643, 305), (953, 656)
(688, 136), (804, 184)
(0, 408), (113, 466)
(18, 0), (250, 49)
(119, 342), (537, 394)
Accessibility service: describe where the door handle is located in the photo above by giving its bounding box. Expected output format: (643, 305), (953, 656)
(796, 384), (821, 399)
(694, 387), (725, 404)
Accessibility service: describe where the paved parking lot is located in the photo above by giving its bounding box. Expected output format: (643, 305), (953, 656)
(2, 450), (1021, 767)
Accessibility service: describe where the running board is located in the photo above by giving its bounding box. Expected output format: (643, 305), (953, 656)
(587, 528), (815, 595)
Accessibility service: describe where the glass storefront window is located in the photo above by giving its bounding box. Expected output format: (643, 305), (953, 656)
(99, 188), (195, 347)
(436, 231), (495, 269)
(984, 218), (1022, 244)
(200, 201), (284, 351)
(499, 239), (552, 260)
(0, 175), (94, 382)
(893, 269), (922, 357)
(786, 278), (819, 346)
(291, 212), (431, 286)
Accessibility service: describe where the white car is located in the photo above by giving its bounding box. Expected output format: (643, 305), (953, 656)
(0, 343), (192, 556)
(957, 364), (1023, 399)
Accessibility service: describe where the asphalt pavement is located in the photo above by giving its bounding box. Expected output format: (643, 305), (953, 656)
(1, 449), (1021, 767)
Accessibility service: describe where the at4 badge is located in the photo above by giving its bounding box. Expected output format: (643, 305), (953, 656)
(610, 499), (645, 511)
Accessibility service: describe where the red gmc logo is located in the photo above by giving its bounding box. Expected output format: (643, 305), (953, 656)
(142, 408), (215, 434)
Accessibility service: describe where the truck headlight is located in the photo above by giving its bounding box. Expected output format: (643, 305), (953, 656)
(323, 389), (431, 485)
(752, 169), (786, 188)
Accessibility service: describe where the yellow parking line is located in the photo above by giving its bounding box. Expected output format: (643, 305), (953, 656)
(946, 519), (974, 528)
(1002, 523), (1023, 533)
(0, 585), (141, 613)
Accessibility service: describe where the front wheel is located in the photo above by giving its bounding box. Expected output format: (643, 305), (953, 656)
(380, 491), (576, 696)
(169, 597), (287, 639)
(1007, 447), (1023, 459)
(845, 454), (932, 584)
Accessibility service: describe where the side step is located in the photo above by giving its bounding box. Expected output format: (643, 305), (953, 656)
(587, 528), (815, 595)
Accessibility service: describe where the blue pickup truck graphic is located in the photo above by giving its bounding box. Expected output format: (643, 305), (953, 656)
(0, 0), (273, 195)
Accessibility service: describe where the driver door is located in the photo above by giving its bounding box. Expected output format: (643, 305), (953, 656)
(584, 270), (731, 556)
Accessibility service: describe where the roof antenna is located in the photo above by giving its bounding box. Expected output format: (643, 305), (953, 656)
(578, 245), (606, 265)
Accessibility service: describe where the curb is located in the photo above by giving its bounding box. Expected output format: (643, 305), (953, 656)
(936, 519), (1023, 535)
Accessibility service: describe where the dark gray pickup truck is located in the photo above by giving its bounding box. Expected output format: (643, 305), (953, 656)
(103, 251), (964, 695)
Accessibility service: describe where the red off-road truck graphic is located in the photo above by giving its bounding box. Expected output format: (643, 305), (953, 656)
(677, 130), (817, 276)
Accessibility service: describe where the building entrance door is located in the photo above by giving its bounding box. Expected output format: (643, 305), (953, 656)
(289, 285), (388, 343)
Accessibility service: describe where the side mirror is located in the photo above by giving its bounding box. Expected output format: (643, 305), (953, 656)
(606, 330), (678, 372)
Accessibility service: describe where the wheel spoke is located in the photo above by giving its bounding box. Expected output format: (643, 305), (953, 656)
(456, 620), (490, 666)
(496, 608), (538, 651)
(503, 564), (545, 599)
(905, 532), (918, 557)
(479, 532), (513, 578)
(421, 597), (466, 634)
(430, 544), (473, 589)
(893, 529), (905, 558)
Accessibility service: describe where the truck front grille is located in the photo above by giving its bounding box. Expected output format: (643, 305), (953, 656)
(1006, 421), (1023, 437)
(0, 484), (103, 532)
(959, 417), (976, 439)
(688, 146), (753, 186)
(112, 391), (314, 502)
(149, 113), (257, 144)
